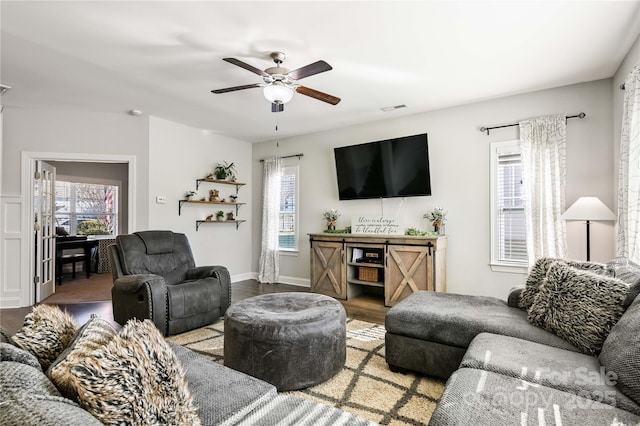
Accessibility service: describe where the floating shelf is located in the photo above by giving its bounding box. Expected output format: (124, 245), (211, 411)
(196, 178), (246, 190)
(196, 219), (246, 231)
(179, 199), (246, 215)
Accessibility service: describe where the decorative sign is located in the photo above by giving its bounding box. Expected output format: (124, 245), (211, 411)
(351, 216), (403, 235)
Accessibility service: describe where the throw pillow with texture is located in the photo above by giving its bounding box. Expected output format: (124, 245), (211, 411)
(519, 257), (610, 310)
(12, 304), (77, 370)
(527, 261), (629, 354)
(606, 257), (640, 308)
(70, 319), (201, 426)
(47, 315), (116, 399)
(599, 295), (640, 406)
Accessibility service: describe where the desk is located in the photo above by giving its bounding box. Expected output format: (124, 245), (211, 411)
(56, 238), (99, 284)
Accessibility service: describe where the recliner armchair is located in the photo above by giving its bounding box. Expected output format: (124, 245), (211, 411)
(108, 230), (231, 336)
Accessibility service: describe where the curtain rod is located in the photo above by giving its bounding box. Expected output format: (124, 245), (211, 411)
(259, 153), (304, 162)
(479, 112), (586, 135)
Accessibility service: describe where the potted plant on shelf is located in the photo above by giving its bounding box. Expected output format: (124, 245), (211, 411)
(185, 190), (197, 201)
(424, 206), (447, 235)
(322, 209), (340, 231)
(215, 210), (225, 221)
(213, 161), (237, 181)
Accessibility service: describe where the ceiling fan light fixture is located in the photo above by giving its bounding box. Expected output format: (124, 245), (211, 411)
(263, 83), (294, 104)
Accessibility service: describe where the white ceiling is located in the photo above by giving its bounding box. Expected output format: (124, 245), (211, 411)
(2, 1), (639, 143)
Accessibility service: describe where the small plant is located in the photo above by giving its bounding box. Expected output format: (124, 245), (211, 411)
(424, 206), (447, 224)
(213, 161), (237, 181)
(215, 210), (225, 220)
(77, 220), (109, 236)
(322, 209), (340, 222)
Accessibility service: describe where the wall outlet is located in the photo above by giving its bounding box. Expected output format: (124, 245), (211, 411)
(156, 196), (167, 204)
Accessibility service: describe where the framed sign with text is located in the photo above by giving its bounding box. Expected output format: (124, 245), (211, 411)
(351, 216), (403, 235)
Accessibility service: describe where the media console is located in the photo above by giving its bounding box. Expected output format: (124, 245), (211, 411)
(309, 233), (447, 312)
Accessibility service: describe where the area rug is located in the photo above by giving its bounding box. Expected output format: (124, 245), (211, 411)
(167, 318), (445, 425)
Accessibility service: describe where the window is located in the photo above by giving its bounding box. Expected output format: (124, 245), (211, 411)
(55, 178), (119, 236)
(490, 141), (527, 271)
(279, 166), (298, 251)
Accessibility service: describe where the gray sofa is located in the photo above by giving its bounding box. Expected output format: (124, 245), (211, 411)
(385, 258), (640, 425)
(1, 324), (377, 425)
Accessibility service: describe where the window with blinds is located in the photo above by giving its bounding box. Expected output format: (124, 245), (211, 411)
(55, 180), (118, 236)
(279, 166), (298, 251)
(491, 141), (528, 268)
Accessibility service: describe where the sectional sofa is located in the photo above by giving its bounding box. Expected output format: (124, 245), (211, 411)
(1, 306), (376, 426)
(385, 257), (640, 425)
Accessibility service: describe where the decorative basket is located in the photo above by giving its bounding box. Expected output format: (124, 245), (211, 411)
(358, 267), (379, 282)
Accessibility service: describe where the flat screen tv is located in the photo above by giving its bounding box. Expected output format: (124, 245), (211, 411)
(334, 133), (431, 200)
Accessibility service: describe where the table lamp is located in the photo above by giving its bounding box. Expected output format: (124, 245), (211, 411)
(561, 196), (616, 261)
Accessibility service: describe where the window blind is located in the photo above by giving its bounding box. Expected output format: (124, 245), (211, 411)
(55, 180), (118, 236)
(497, 153), (527, 262)
(278, 168), (297, 250)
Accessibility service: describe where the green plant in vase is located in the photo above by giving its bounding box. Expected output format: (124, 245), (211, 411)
(423, 206), (447, 235)
(213, 161), (237, 181)
(215, 210), (225, 221)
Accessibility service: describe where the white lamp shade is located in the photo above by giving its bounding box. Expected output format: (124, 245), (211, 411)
(561, 196), (616, 221)
(263, 83), (294, 104)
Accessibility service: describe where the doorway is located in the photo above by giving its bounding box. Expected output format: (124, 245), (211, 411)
(22, 152), (136, 306)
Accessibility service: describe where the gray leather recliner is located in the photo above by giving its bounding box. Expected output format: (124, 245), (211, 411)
(108, 230), (231, 336)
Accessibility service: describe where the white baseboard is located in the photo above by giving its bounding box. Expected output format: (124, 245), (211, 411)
(231, 272), (254, 283)
(243, 272), (310, 288)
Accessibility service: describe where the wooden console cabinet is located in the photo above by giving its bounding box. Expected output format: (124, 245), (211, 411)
(309, 233), (446, 307)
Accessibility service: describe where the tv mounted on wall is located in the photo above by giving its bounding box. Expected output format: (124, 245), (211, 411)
(334, 133), (431, 200)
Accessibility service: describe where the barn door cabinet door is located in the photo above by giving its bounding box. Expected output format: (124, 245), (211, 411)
(385, 245), (433, 306)
(310, 241), (346, 299)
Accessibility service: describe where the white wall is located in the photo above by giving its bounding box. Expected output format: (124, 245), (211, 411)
(148, 117), (252, 281)
(252, 79), (616, 299)
(0, 107), (149, 307)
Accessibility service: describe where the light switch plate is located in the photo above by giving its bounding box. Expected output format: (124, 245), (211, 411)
(156, 196), (167, 204)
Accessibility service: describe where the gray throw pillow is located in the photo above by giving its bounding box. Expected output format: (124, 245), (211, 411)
(527, 261), (629, 354)
(0, 342), (41, 369)
(599, 295), (640, 405)
(519, 257), (610, 310)
(70, 319), (201, 426)
(606, 257), (640, 308)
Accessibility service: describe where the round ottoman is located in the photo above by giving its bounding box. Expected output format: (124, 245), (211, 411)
(224, 292), (346, 391)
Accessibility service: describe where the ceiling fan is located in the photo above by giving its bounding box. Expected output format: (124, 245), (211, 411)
(211, 51), (341, 113)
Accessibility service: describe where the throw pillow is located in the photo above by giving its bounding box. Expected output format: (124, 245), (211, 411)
(606, 256), (640, 308)
(599, 296), (640, 406)
(12, 304), (77, 370)
(0, 342), (41, 369)
(519, 257), (610, 310)
(47, 314), (116, 399)
(527, 261), (629, 354)
(70, 319), (201, 426)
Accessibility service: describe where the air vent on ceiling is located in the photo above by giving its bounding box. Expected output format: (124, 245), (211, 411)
(381, 104), (407, 112)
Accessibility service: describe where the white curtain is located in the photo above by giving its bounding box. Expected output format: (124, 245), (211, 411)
(520, 115), (567, 265)
(258, 157), (282, 283)
(617, 63), (640, 264)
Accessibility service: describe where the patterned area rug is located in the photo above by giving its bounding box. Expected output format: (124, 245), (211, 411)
(167, 319), (445, 425)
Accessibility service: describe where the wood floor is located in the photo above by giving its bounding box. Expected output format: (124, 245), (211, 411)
(0, 275), (385, 335)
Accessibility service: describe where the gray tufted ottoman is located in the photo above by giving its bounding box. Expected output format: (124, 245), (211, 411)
(224, 292), (346, 391)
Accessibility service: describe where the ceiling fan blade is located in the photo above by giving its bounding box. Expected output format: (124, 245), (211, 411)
(271, 103), (284, 113)
(223, 58), (269, 77)
(288, 60), (332, 80)
(211, 83), (262, 94)
(296, 86), (341, 105)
